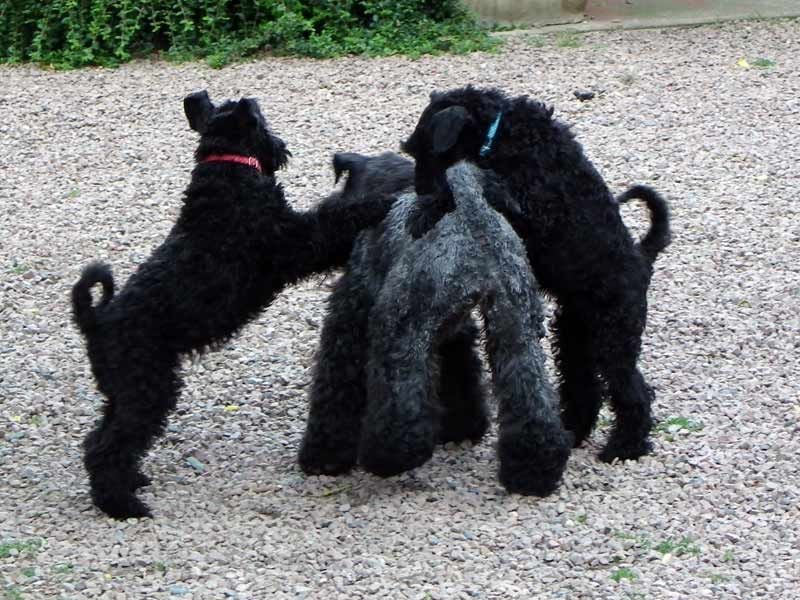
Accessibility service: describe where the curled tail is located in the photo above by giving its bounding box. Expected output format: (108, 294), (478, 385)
(617, 185), (671, 264)
(72, 262), (114, 334)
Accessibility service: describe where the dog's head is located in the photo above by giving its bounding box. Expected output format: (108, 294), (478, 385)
(402, 87), (504, 195)
(184, 90), (290, 174)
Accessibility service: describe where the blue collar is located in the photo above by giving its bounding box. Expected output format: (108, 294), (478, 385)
(479, 112), (503, 157)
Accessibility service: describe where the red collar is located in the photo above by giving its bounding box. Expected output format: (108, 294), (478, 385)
(201, 154), (262, 173)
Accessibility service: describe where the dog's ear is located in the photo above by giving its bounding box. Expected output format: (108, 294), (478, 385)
(184, 90), (213, 133)
(233, 98), (260, 130)
(267, 133), (291, 172)
(430, 106), (471, 156)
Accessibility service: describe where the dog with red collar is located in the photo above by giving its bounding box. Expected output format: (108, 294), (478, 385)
(71, 91), (398, 519)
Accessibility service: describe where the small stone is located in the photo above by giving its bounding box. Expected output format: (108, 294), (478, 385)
(573, 90), (596, 101)
(185, 456), (205, 472)
(168, 584), (190, 596)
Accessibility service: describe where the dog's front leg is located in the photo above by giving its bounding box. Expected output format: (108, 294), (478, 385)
(299, 271), (373, 476)
(435, 316), (489, 444)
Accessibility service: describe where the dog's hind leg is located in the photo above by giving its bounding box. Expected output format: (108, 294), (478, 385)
(436, 316), (489, 444)
(599, 363), (654, 463)
(84, 358), (180, 519)
(299, 271), (372, 476)
(552, 303), (606, 447)
(358, 296), (440, 478)
(593, 302), (654, 463)
(484, 289), (572, 496)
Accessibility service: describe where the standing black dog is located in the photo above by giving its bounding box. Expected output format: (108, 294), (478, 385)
(401, 86), (671, 463)
(300, 159), (571, 496)
(72, 91), (395, 519)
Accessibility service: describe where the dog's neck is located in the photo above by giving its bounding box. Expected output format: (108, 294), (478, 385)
(478, 99), (566, 180)
(201, 153), (262, 173)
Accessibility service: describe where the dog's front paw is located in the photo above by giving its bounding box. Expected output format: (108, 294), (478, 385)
(298, 440), (357, 476)
(359, 425), (435, 478)
(560, 407), (598, 448)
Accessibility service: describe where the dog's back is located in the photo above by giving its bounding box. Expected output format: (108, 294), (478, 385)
(440, 161), (529, 272)
(352, 161), (534, 313)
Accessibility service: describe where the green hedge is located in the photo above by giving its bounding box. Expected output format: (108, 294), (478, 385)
(0, 0), (497, 68)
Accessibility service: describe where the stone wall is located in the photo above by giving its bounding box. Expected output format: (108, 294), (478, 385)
(463, 0), (587, 25)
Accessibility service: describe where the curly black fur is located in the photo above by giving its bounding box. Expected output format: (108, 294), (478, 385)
(300, 158), (572, 496)
(332, 151), (415, 199)
(401, 86), (672, 463)
(72, 91), (396, 519)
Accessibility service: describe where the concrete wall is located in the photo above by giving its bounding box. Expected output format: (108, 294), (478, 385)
(464, 0), (587, 25)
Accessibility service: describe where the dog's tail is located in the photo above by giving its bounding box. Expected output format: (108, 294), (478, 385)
(72, 262), (115, 334)
(332, 152), (368, 189)
(617, 185), (671, 264)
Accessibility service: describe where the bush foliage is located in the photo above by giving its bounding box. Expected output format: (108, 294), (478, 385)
(0, 0), (497, 68)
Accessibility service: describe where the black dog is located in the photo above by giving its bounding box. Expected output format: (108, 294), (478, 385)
(401, 86), (671, 463)
(300, 159), (571, 495)
(332, 151), (415, 203)
(72, 91), (395, 519)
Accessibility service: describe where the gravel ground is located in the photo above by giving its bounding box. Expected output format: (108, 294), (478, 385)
(1, 19), (799, 600)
